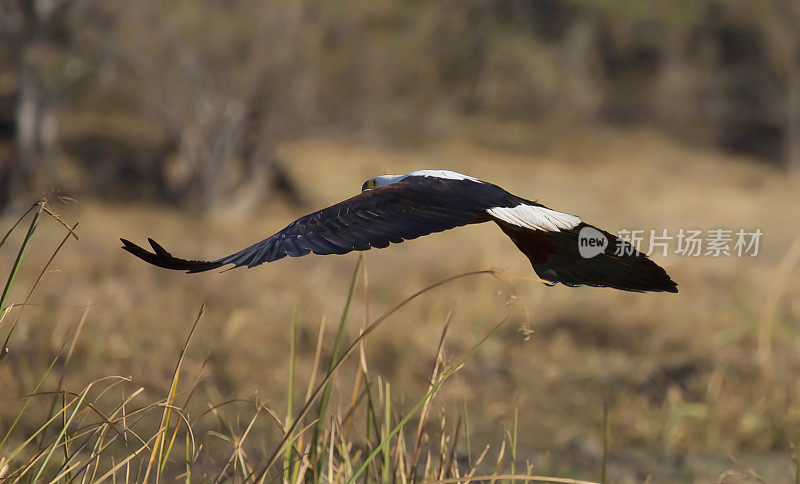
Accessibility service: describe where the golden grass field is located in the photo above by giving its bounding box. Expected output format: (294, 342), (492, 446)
(1, 125), (799, 482)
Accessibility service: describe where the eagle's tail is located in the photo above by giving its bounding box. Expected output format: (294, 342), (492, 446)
(495, 222), (678, 293)
(120, 238), (224, 273)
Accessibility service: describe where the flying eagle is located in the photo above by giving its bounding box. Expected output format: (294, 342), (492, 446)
(121, 170), (677, 293)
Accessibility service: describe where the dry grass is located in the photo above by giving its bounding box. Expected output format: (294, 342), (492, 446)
(1, 126), (800, 482)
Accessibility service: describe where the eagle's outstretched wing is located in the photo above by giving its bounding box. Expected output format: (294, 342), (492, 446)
(121, 175), (501, 273)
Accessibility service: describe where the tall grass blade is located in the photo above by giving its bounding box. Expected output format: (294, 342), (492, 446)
(185, 429), (192, 484)
(362, 371), (380, 482)
(32, 384), (92, 482)
(443, 415), (461, 480)
(382, 381), (391, 483)
(601, 399), (608, 484)
(511, 405), (519, 476)
(146, 306), (204, 482)
(46, 304), (90, 470)
(343, 257), (371, 440)
(463, 400), (471, 468)
(410, 315), (450, 483)
(284, 303), (299, 483)
(310, 255), (362, 469)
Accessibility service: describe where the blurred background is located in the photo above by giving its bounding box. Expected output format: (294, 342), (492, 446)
(2, 0), (800, 209)
(1, 0), (800, 482)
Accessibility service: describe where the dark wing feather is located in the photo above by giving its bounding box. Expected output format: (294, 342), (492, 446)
(120, 238), (224, 273)
(121, 176), (504, 273)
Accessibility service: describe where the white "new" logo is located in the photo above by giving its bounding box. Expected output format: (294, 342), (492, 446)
(578, 226), (608, 258)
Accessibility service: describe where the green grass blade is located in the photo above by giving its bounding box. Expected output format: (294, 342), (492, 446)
(511, 405), (518, 476)
(185, 428), (192, 484)
(155, 306), (204, 481)
(32, 385), (90, 483)
(363, 372), (379, 483)
(463, 400), (472, 468)
(382, 381), (391, 483)
(0, 202), (43, 313)
(601, 400), (608, 484)
(310, 255), (362, 466)
(284, 303), (298, 483)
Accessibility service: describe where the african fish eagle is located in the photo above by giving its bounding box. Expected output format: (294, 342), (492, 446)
(121, 170), (677, 293)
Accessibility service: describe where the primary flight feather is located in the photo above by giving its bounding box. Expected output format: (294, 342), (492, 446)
(121, 170), (677, 293)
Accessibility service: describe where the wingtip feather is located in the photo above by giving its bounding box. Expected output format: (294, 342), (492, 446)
(148, 238), (170, 256)
(120, 237), (223, 273)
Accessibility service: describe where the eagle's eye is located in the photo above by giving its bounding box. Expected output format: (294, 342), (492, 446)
(361, 179), (377, 191)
